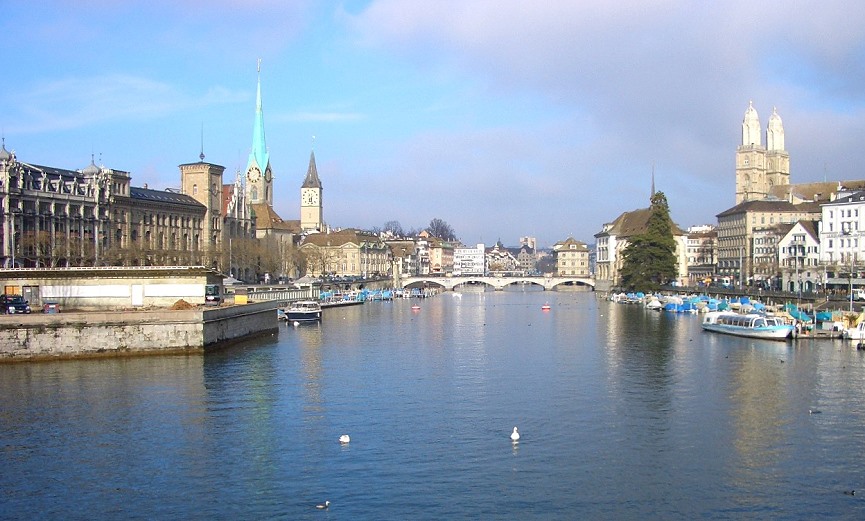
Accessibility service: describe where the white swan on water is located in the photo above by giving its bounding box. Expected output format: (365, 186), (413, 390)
(339, 434), (350, 444)
(510, 427), (520, 442)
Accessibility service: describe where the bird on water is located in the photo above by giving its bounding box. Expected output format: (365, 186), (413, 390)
(511, 427), (520, 442)
(339, 434), (350, 444)
(316, 500), (330, 509)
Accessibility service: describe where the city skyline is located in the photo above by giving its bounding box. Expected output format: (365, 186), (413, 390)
(2, 1), (865, 247)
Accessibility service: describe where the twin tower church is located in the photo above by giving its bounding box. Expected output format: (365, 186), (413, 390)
(735, 101), (790, 204)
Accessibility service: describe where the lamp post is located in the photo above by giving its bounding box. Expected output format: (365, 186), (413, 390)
(843, 228), (854, 312)
(739, 246), (744, 290)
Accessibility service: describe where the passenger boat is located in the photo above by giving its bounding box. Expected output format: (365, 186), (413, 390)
(283, 300), (322, 322)
(701, 311), (794, 340)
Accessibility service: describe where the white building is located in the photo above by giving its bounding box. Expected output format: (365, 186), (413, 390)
(778, 221), (821, 293)
(453, 244), (485, 276)
(818, 190), (865, 293)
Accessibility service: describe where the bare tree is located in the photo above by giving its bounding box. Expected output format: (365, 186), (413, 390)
(427, 218), (457, 241)
(383, 220), (404, 237)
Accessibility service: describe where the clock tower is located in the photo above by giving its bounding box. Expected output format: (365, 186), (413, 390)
(300, 150), (323, 232)
(245, 60), (273, 206)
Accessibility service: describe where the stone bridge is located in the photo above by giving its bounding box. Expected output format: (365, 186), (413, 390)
(400, 275), (594, 291)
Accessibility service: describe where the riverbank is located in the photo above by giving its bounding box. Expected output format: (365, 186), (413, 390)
(0, 301), (279, 362)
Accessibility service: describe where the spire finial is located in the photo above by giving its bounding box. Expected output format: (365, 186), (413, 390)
(200, 122), (205, 161)
(257, 58), (261, 74)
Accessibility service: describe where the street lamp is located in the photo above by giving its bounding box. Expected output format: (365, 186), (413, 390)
(843, 228), (854, 312)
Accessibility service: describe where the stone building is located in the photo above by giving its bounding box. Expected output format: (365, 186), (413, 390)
(485, 241), (518, 274)
(594, 208), (688, 291)
(0, 141), (239, 269)
(777, 220), (821, 293)
(552, 237), (590, 277)
(299, 229), (389, 278)
(685, 225), (717, 285)
(715, 199), (821, 286)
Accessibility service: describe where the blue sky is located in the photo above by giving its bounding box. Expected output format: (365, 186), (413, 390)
(3, 1), (865, 248)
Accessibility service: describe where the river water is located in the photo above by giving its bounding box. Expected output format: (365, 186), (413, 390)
(2, 289), (865, 520)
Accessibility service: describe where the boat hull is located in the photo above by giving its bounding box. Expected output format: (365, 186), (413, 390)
(286, 310), (321, 321)
(701, 323), (793, 340)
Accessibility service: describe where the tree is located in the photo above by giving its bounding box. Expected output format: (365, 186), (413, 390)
(383, 220), (404, 237)
(619, 191), (678, 292)
(426, 218), (457, 241)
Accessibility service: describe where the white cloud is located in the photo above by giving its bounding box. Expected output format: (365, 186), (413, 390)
(5, 74), (247, 135)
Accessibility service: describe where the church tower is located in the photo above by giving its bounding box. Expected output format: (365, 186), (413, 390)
(300, 150), (323, 232)
(180, 151), (225, 251)
(736, 101), (767, 204)
(245, 60), (273, 206)
(735, 102), (790, 204)
(765, 106), (790, 191)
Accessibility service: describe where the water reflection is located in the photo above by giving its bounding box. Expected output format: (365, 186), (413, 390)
(4, 294), (865, 519)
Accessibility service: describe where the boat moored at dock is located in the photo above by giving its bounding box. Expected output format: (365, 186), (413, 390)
(282, 300), (322, 322)
(701, 311), (794, 340)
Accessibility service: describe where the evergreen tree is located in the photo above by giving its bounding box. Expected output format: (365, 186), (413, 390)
(619, 191), (678, 292)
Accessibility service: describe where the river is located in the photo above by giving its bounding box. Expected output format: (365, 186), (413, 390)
(2, 289), (865, 519)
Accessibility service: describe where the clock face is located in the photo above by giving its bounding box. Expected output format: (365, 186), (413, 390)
(248, 167), (261, 182)
(303, 190), (318, 205)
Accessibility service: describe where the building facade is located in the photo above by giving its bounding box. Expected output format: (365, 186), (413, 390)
(778, 220), (821, 293)
(299, 229), (389, 278)
(818, 190), (865, 293)
(594, 207), (688, 291)
(552, 237), (590, 277)
(716, 199), (821, 286)
(453, 244), (485, 276)
(685, 225), (717, 285)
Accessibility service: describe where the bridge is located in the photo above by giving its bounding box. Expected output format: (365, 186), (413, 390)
(400, 275), (594, 291)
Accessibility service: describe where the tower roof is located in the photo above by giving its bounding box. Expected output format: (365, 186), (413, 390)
(247, 60), (270, 173)
(302, 150), (322, 188)
(742, 100), (761, 147)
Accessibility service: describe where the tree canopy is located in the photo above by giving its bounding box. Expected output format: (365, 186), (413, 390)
(618, 191), (678, 292)
(426, 218), (457, 241)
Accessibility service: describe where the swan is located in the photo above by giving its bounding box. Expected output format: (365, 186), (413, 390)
(316, 500), (330, 509)
(339, 434), (350, 444)
(510, 427), (520, 442)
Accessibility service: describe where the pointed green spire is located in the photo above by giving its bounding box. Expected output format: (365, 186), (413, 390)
(247, 59), (269, 174)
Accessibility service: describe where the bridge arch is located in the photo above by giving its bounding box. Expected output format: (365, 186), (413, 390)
(399, 275), (594, 291)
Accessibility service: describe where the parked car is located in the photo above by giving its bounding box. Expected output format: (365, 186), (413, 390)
(0, 294), (32, 314)
(43, 301), (60, 313)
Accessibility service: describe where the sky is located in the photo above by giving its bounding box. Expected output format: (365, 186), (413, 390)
(2, 1), (865, 248)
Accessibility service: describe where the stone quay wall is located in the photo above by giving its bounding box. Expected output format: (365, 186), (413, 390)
(0, 301), (279, 362)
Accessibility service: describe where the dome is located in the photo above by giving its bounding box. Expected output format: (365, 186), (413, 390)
(741, 100), (761, 147)
(0, 138), (10, 161)
(82, 155), (100, 176)
(766, 106), (785, 151)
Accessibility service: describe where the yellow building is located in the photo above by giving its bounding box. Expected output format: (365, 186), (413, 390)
(552, 237), (590, 276)
(299, 229), (389, 277)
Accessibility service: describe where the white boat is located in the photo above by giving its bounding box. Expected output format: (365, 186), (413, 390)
(701, 311), (794, 340)
(844, 320), (865, 341)
(283, 300), (322, 322)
